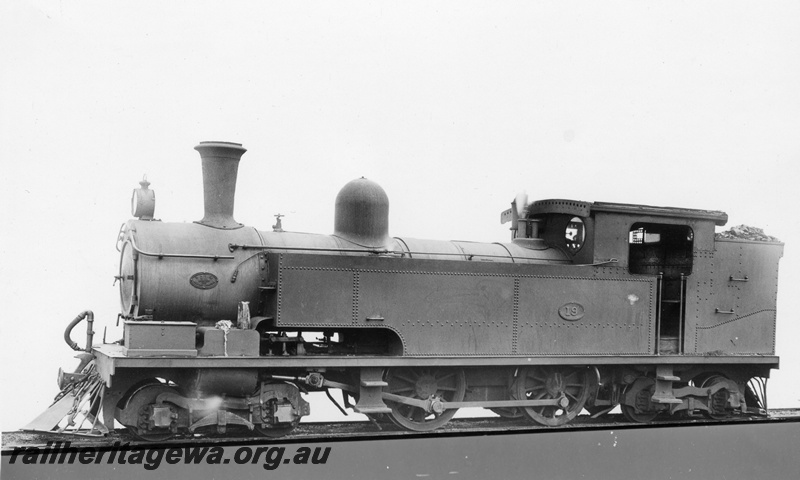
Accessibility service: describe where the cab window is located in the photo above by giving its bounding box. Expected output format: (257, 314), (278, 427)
(565, 217), (585, 254)
(629, 223), (693, 276)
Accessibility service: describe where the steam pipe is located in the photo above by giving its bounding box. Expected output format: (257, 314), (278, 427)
(64, 310), (94, 352)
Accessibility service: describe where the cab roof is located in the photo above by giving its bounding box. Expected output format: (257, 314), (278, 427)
(525, 199), (728, 226)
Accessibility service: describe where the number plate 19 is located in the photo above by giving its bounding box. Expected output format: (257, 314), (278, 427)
(559, 302), (585, 321)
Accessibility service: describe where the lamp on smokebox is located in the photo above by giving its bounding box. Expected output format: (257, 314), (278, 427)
(132, 176), (155, 220)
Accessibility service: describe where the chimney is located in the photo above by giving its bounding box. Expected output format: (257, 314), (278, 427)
(194, 141), (247, 229)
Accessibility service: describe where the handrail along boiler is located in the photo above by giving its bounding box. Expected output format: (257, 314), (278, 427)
(45, 141), (782, 439)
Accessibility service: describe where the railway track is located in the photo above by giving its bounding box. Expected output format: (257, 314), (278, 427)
(5, 409), (799, 449)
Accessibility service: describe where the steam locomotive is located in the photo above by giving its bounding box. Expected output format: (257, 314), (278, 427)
(32, 141), (783, 440)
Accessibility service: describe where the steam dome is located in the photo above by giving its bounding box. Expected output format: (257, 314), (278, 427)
(334, 177), (391, 248)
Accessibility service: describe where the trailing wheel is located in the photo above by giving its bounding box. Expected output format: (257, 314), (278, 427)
(385, 368), (466, 432)
(515, 366), (590, 426)
(621, 378), (659, 423)
(699, 375), (741, 420)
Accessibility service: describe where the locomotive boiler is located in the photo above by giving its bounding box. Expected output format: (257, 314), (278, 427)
(32, 141), (783, 439)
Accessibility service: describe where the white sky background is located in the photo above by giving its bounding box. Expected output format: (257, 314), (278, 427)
(1, 1), (799, 431)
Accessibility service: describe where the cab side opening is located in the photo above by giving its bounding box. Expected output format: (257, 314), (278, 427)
(629, 223), (693, 354)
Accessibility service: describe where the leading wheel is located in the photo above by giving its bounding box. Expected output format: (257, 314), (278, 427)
(121, 382), (179, 442)
(515, 366), (589, 426)
(385, 368), (466, 432)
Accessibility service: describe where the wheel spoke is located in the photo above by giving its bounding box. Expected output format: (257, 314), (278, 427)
(393, 374), (417, 385)
(566, 392), (579, 402)
(525, 385), (545, 394)
(412, 409), (427, 423)
(387, 386), (414, 394)
(436, 372), (456, 382)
